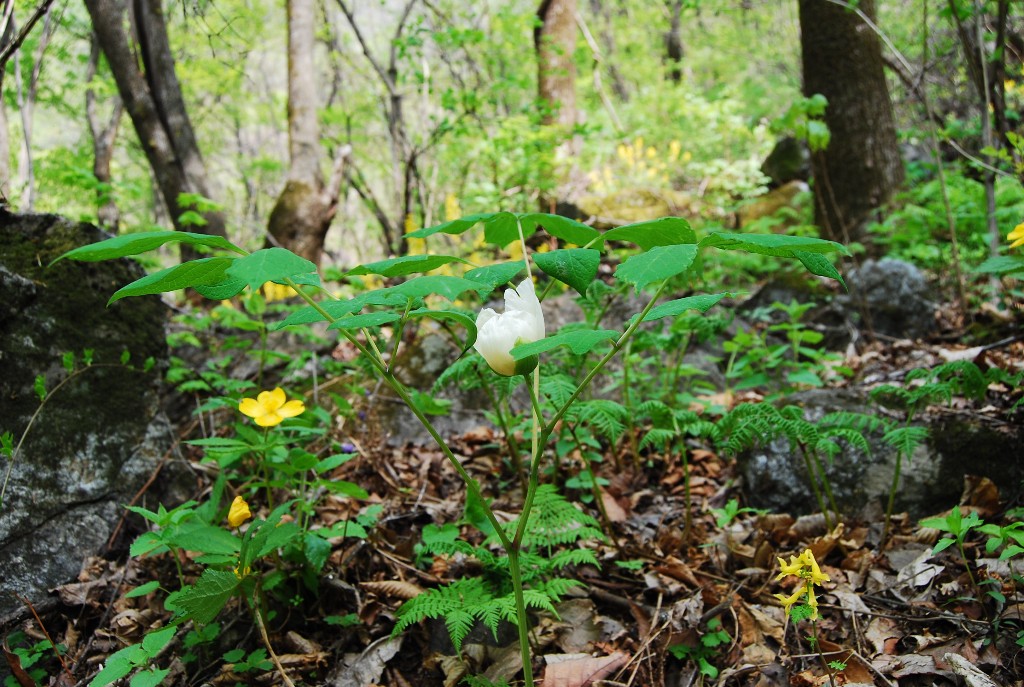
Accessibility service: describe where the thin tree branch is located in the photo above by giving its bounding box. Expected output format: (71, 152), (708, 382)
(0, 0), (56, 70)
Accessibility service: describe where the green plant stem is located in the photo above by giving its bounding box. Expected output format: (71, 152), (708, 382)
(810, 619), (837, 687)
(286, 279), (512, 549)
(248, 590), (296, 687)
(507, 546), (534, 685)
(622, 340), (639, 471)
(882, 450), (904, 545)
(799, 446), (832, 531)
(476, 370), (525, 493)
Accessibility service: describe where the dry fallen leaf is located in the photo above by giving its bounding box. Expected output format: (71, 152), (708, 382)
(541, 652), (628, 687)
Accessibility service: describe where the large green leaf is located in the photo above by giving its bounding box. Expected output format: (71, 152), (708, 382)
(408, 308), (478, 354)
(482, 212), (524, 246)
(511, 329), (619, 360)
(347, 254), (467, 277)
(405, 212), (500, 239)
(389, 275), (489, 301)
(108, 257), (234, 304)
(327, 312), (402, 331)
(464, 261), (525, 290)
(602, 217), (696, 250)
(699, 231), (848, 256)
(793, 250), (845, 287)
(166, 523), (241, 556)
(534, 248), (601, 295)
(615, 244), (699, 290)
(975, 255), (1024, 276)
(57, 230), (244, 263)
(225, 248), (319, 290)
(175, 569), (240, 625)
(519, 213), (603, 247)
(194, 276), (248, 300)
(269, 298), (365, 330)
(630, 292), (731, 324)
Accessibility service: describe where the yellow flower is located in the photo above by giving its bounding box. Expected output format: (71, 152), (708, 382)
(773, 588), (804, 616)
(1008, 223), (1024, 249)
(776, 554), (804, 580)
(227, 495), (252, 528)
(233, 563), (251, 579)
(806, 550), (830, 586)
(239, 388), (305, 427)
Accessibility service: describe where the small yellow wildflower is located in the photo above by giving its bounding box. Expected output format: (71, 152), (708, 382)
(239, 388), (305, 427)
(775, 548), (830, 620)
(773, 588), (804, 616)
(233, 563), (251, 579)
(1007, 223), (1024, 249)
(227, 495), (252, 528)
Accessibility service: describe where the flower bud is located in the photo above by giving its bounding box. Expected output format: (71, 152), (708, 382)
(474, 279), (545, 377)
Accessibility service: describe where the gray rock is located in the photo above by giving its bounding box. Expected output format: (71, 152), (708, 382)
(737, 388), (1023, 518)
(840, 258), (937, 339)
(0, 210), (184, 616)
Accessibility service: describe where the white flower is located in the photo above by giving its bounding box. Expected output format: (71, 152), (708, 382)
(474, 279), (545, 376)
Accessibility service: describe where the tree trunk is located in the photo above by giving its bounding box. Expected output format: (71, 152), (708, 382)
(85, 0), (226, 248)
(798, 0), (903, 245)
(665, 0), (684, 83)
(267, 0), (334, 266)
(536, 0), (577, 128)
(86, 33), (123, 232)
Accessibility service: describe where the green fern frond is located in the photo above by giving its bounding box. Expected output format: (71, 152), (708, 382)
(541, 374), (577, 409)
(548, 548), (600, 569)
(518, 485), (605, 548)
(819, 427), (871, 454)
(821, 411), (892, 435)
(568, 399), (628, 443)
(434, 354), (484, 392)
(882, 425), (929, 456)
(639, 427), (676, 452)
(445, 610), (476, 650)
(932, 360), (988, 401)
(870, 384), (913, 409)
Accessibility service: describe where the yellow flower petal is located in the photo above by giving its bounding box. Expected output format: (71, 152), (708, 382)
(265, 388), (286, 412)
(1008, 223), (1024, 249)
(238, 397), (263, 419)
(277, 399), (306, 418)
(807, 551), (830, 585)
(227, 495), (251, 527)
(255, 412), (282, 428)
(774, 588), (804, 616)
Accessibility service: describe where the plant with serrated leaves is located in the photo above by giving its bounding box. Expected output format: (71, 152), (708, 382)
(712, 403), (876, 529)
(920, 507), (985, 601)
(60, 212), (847, 686)
(397, 485), (602, 650)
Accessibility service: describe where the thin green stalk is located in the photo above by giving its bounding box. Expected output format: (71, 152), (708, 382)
(799, 446), (832, 531)
(809, 619), (838, 687)
(507, 547), (534, 686)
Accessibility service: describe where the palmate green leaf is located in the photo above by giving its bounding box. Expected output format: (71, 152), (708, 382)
(511, 329), (619, 360)
(270, 298), (369, 330)
(194, 276), (248, 300)
(481, 212), (523, 246)
(615, 244), (699, 291)
(630, 292), (730, 324)
(225, 247), (319, 290)
(602, 217), (696, 249)
(464, 261), (525, 290)
(389, 275), (489, 300)
(57, 230), (244, 264)
(175, 569), (240, 625)
(88, 643), (147, 687)
(700, 231), (848, 257)
(346, 254), (467, 277)
(404, 212), (504, 239)
(519, 213), (603, 247)
(534, 248), (601, 295)
(108, 257), (234, 304)
(327, 312), (401, 331)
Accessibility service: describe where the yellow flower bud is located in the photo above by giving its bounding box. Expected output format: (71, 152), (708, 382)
(227, 495), (252, 528)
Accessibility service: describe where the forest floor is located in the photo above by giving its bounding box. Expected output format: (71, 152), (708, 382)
(4, 303), (1024, 687)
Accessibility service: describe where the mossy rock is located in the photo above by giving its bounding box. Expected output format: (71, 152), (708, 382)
(577, 188), (697, 229)
(0, 210), (178, 616)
